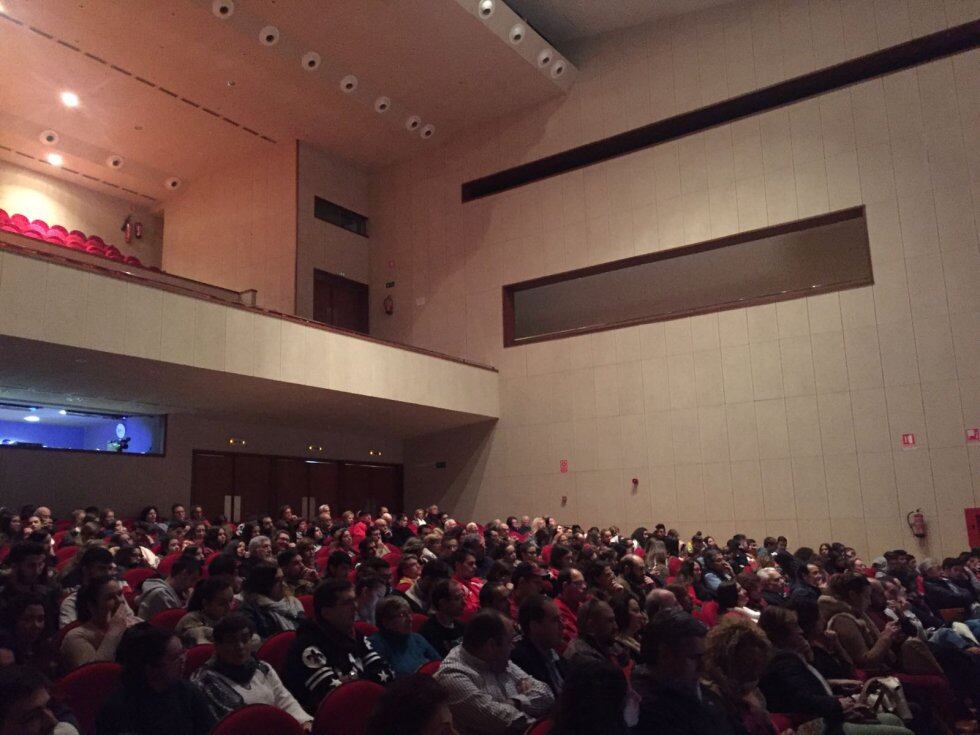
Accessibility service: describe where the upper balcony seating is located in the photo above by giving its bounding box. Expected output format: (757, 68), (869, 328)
(0, 208), (154, 270)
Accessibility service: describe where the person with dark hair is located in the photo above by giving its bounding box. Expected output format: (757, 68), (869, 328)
(282, 578), (394, 714)
(323, 549), (352, 581)
(612, 592), (647, 659)
(632, 609), (737, 734)
(789, 561), (825, 606)
(138, 555), (201, 620)
(368, 596), (441, 676)
(354, 576), (387, 626)
(822, 572), (902, 672)
(0, 665), (62, 735)
(702, 549), (734, 596)
(239, 563), (305, 638)
(450, 549), (482, 620)
(550, 660), (629, 735)
(554, 567), (587, 653)
(0, 542), (60, 633)
(97, 624), (215, 735)
(59, 545), (120, 626)
(674, 558), (710, 605)
(137, 506), (168, 536)
(419, 579), (467, 658)
(0, 593), (60, 680)
(759, 606), (913, 734)
(510, 594), (567, 696)
(365, 674), (456, 735)
(563, 598), (628, 671)
(192, 613), (312, 729)
(174, 575), (236, 646)
(61, 575), (134, 669)
(399, 558), (451, 614)
(434, 609), (553, 734)
(479, 582), (511, 616)
(278, 548), (317, 597)
(508, 562), (548, 619)
(584, 559), (623, 600)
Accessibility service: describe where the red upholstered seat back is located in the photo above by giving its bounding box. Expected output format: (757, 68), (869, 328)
(416, 659), (440, 675)
(122, 566), (158, 592)
(526, 720), (554, 735)
(210, 703), (306, 735)
(312, 679), (385, 735)
(182, 643), (215, 678)
(256, 630), (296, 678)
(148, 607), (186, 631)
(55, 662), (122, 735)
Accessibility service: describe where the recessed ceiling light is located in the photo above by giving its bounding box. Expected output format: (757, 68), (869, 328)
(106, 154), (124, 169)
(259, 25), (280, 46)
(405, 115), (421, 131)
(60, 91), (79, 108)
(301, 52), (321, 71)
(24, 415), (40, 422)
(374, 96), (391, 113)
(478, 0), (494, 18)
(420, 123), (435, 139)
(537, 48), (553, 67)
(551, 59), (567, 78)
(39, 129), (59, 145)
(58, 409), (67, 415)
(46, 153), (63, 167)
(340, 75), (358, 93)
(509, 24), (525, 44)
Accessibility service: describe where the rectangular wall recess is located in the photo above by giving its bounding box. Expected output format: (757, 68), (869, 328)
(503, 207), (871, 347)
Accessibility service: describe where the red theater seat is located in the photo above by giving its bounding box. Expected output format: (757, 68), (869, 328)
(298, 594), (314, 619)
(148, 607), (186, 631)
(122, 567), (157, 592)
(211, 704), (306, 735)
(183, 643), (214, 678)
(157, 552), (181, 576)
(353, 621), (378, 637)
(56, 545), (80, 563)
(526, 720), (554, 735)
(416, 660), (440, 675)
(256, 631), (296, 678)
(10, 213), (29, 230)
(411, 613), (428, 633)
(55, 662), (122, 735)
(312, 680), (384, 735)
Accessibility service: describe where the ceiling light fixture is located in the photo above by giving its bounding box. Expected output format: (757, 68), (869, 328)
(301, 52), (321, 71)
(212, 0), (234, 19)
(259, 25), (280, 46)
(39, 129), (59, 145)
(551, 59), (567, 78)
(405, 115), (421, 131)
(60, 91), (79, 108)
(106, 154), (124, 169)
(420, 123), (435, 139)
(340, 75), (358, 93)
(58, 409), (67, 415)
(24, 415), (40, 422)
(509, 24), (525, 44)
(478, 0), (494, 18)
(164, 177), (181, 190)
(46, 153), (63, 167)
(537, 48), (553, 67)
(374, 96), (391, 113)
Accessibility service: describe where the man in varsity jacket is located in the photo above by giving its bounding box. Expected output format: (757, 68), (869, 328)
(283, 578), (394, 715)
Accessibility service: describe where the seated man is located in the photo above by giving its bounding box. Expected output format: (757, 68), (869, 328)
(0, 543), (61, 634)
(435, 609), (553, 734)
(138, 556), (201, 620)
(510, 595), (566, 697)
(632, 609), (739, 735)
(399, 559), (451, 615)
(59, 546), (120, 626)
(553, 567), (587, 653)
(562, 598), (628, 671)
(419, 579), (467, 658)
(0, 665), (64, 735)
(283, 579), (394, 715)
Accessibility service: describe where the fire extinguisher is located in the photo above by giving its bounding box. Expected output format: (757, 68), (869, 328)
(906, 509), (926, 538)
(383, 295), (394, 315)
(121, 215), (132, 244)
(134, 221), (143, 240)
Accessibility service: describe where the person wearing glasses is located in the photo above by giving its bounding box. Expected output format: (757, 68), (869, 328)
(368, 596), (441, 677)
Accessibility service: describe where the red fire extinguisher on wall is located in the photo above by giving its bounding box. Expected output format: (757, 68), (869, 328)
(906, 509), (926, 539)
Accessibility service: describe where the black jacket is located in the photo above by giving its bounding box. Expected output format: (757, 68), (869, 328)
(511, 638), (566, 697)
(923, 577), (974, 612)
(758, 649), (843, 723)
(96, 680), (215, 735)
(631, 665), (743, 735)
(283, 619), (394, 715)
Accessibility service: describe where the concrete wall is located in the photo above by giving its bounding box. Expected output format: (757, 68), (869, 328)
(370, 0), (980, 558)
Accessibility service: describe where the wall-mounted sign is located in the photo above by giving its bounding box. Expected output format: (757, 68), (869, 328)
(385, 281), (396, 288)
(901, 433), (916, 449)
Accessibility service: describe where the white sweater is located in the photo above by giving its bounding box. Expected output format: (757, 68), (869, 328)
(192, 659), (312, 726)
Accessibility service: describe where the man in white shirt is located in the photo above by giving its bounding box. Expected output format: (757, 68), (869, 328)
(435, 609), (553, 734)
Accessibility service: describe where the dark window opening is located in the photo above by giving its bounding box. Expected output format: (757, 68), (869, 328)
(504, 207), (872, 346)
(314, 196), (368, 237)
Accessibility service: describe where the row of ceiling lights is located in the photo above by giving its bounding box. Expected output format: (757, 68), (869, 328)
(211, 0), (436, 139)
(36, 91), (182, 190)
(476, 0), (568, 79)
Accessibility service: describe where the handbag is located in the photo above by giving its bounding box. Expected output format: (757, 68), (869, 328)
(859, 676), (913, 721)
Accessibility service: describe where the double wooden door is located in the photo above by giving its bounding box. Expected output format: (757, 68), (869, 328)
(191, 451), (402, 522)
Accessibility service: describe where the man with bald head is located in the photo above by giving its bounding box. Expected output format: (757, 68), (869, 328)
(33, 507), (53, 531)
(645, 588), (679, 618)
(618, 554), (657, 600)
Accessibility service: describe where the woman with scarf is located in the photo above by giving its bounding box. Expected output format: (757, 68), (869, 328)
(368, 596), (440, 676)
(192, 613), (312, 730)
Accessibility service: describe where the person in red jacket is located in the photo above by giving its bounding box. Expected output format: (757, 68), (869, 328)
(449, 549), (483, 621)
(554, 567), (588, 653)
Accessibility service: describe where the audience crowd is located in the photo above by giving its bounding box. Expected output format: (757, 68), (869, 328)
(1, 500), (979, 735)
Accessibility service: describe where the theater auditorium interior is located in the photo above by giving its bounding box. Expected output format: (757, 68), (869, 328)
(0, 1), (979, 734)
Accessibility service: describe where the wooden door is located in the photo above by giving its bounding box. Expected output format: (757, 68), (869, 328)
(313, 269), (369, 334)
(273, 458), (310, 518)
(340, 463), (403, 515)
(191, 452), (234, 520)
(233, 454), (273, 521)
(308, 461), (341, 515)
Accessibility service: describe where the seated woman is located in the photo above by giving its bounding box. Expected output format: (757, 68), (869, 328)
(612, 593), (646, 660)
(60, 575), (136, 670)
(96, 624), (215, 735)
(701, 618), (781, 735)
(192, 613), (312, 730)
(715, 581), (760, 623)
(368, 596), (441, 676)
(758, 606), (913, 735)
(394, 554), (422, 593)
(174, 576), (235, 647)
(238, 563), (304, 638)
(0, 593), (61, 680)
